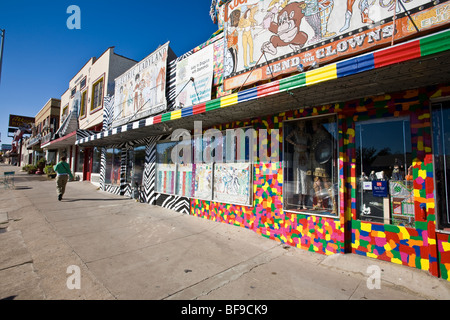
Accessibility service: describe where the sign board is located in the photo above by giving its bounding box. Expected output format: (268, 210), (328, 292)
(113, 42), (171, 127)
(372, 180), (388, 197)
(175, 44), (214, 108)
(222, 0), (449, 91)
(8, 115), (35, 129)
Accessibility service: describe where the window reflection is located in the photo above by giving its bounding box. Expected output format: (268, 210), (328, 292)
(284, 116), (339, 215)
(432, 102), (450, 230)
(356, 118), (413, 226)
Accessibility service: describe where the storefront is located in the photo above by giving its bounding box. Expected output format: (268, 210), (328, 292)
(76, 1), (450, 280)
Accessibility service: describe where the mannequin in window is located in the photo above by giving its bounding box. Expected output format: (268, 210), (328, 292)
(391, 158), (403, 181)
(286, 121), (311, 209)
(309, 120), (336, 213)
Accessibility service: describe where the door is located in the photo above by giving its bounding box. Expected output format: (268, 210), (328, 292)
(83, 147), (93, 181)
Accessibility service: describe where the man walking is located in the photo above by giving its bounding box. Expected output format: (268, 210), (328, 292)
(53, 156), (74, 201)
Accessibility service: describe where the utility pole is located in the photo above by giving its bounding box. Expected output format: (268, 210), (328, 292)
(0, 29), (5, 84)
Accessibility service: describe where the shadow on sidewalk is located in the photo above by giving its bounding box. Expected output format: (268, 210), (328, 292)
(61, 198), (132, 202)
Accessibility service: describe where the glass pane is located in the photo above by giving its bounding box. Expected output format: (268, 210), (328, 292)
(284, 116), (339, 215)
(105, 148), (113, 185)
(432, 102), (450, 230)
(156, 141), (178, 194)
(133, 146), (146, 186)
(77, 149), (85, 172)
(111, 149), (121, 186)
(92, 147), (101, 174)
(356, 118), (414, 226)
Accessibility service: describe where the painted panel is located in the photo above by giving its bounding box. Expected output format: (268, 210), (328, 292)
(113, 42), (170, 127)
(222, 0), (449, 90)
(213, 162), (253, 206)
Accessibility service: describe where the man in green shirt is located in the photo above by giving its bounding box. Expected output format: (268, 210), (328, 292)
(54, 156), (74, 201)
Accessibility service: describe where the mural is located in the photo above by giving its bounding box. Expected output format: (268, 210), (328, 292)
(222, 0), (447, 90)
(113, 42), (170, 127)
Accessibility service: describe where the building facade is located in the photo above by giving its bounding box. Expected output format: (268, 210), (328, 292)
(75, 0), (450, 280)
(43, 47), (137, 184)
(26, 98), (61, 166)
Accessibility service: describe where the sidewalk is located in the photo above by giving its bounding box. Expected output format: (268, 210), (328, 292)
(1, 163), (450, 300)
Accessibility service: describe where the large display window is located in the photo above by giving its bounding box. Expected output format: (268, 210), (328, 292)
(156, 127), (254, 206)
(355, 117), (413, 226)
(105, 148), (121, 186)
(156, 141), (178, 195)
(432, 101), (450, 231)
(283, 116), (339, 216)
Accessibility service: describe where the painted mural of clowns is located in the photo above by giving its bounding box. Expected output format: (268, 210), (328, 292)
(339, 0), (375, 33)
(238, 4), (259, 69)
(303, 0), (322, 44)
(319, 0), (335, 39)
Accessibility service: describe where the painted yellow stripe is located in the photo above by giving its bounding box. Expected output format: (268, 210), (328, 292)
(171, 109), (182, 120)
(306, 64), (337, 86)
(220, 93), (238, 108)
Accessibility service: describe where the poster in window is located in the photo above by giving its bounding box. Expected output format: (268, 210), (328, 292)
(156, 163), (176, 195)
(213, 163), (252, 206)
(194, 163), (213, 201)
(390, 181), (414, 227)
(176, 164), (194, 198)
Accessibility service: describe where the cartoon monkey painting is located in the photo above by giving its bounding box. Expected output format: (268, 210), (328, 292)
(261, 2), (308, 55)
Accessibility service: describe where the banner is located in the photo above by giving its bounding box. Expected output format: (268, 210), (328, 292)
(223, 0), (449, 91)
(175, 44), (214, 108)
(114, 42), (170, 126)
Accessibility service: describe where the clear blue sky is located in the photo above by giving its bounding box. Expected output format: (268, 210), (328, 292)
(0, 0), (218, 145)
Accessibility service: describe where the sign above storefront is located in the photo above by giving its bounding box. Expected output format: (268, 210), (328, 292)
(8, 114), (35, 129)
(222, 0), (450, 91)
(113, 42), (172, 127)
(175, 44), (215, 108)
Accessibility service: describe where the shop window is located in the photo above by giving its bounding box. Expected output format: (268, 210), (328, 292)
(77, 148), (85, 173)
(105, 148), (121, 186)
(91, 77), (104, 111)
(432, 101), (450, 231)
(156, 141), (178, 195)
(92, 147), (101, 174)
(283, 116), (339, 215)
(355, 117), (413, 226)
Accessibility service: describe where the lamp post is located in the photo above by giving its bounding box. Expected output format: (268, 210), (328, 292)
(0, 29), (5, 84)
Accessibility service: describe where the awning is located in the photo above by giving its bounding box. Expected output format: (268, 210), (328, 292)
(76, 29), (450, 148)
(42, 131), (77, 149)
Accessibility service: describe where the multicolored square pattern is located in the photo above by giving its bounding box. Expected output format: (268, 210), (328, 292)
(191, 84), (450, 280)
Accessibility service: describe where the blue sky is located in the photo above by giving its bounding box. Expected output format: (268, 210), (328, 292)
(0, 0), (218, 145)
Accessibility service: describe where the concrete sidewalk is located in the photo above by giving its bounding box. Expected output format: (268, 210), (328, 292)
(1, 163), (450, 300)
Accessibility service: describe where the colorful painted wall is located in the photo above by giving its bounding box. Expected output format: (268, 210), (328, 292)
(190, 84), (450, 280)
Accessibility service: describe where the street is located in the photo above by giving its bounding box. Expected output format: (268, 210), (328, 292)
(1, 163), (450, 302)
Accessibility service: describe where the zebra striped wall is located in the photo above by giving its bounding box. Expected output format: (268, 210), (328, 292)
(99, 133), (190, 214)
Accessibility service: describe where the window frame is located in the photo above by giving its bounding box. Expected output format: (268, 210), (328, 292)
(79, 89), (88, 119)
(90, 75), (105, 113)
